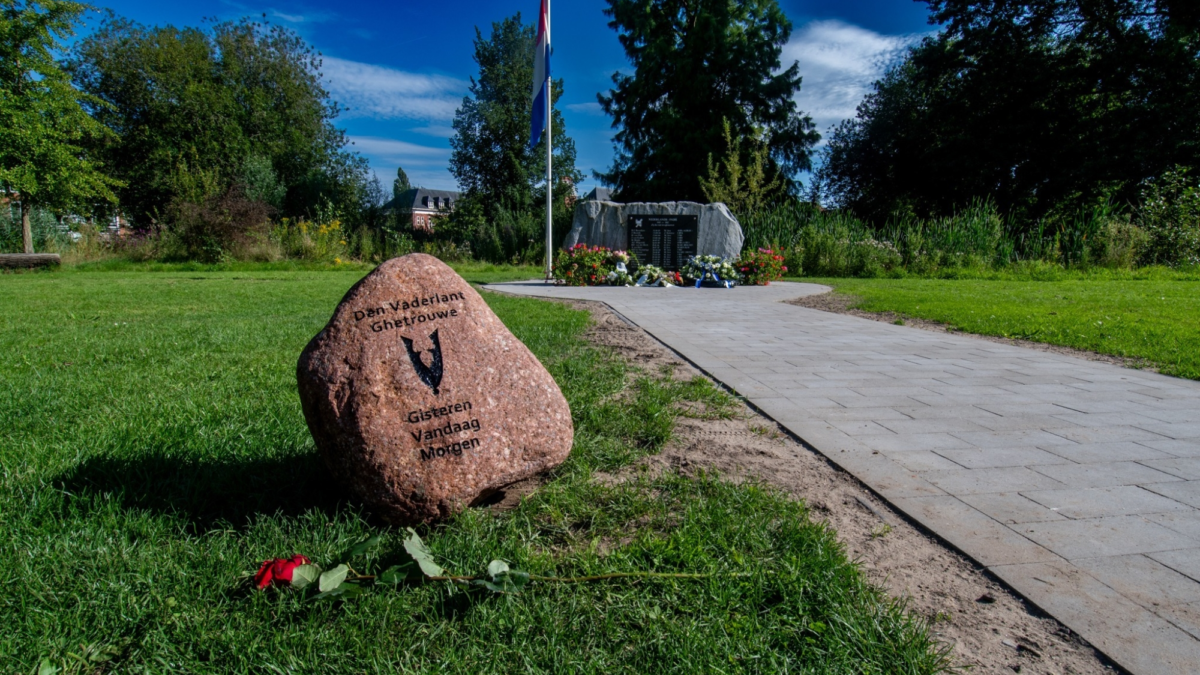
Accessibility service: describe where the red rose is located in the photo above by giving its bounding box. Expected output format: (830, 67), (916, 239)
(254, 554), (311, 590)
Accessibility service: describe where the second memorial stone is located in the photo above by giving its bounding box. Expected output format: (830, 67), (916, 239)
(296, 253), (573, 525)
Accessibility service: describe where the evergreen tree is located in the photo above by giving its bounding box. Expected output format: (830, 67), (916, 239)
(448, 12), (580, 222)
(392, 166), (411, 200)
(1, 0), (119, 252)
(597, 0), (818, 202)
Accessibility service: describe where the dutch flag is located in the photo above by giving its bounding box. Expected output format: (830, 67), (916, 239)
(529, 0), (550, 149)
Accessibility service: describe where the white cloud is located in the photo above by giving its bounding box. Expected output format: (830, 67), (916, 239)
(348, 136), (451, 167)
(565, 102), (604, 116)
(783, 20), (925, 139)
(410, 125), (457, 138)
(321, 57), (468, 121)
(269, 9), (335, 23)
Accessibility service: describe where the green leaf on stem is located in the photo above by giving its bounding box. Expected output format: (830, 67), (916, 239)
(318, 564), (350, 592)
(290, 564), (320, 590)
(474, 560), (530, 594)
(338, 535), (383, 563)
(403, 528), (444, 577)
(309, 581), (364, 602)
(378, 560), (421, 584)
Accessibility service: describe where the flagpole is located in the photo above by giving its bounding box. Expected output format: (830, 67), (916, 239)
(543, 0), (553, 282)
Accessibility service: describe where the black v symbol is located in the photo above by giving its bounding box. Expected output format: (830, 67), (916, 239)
(401, 329), (444, 395)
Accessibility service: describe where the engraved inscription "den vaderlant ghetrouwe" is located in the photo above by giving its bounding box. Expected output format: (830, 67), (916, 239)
(353, 291), (466, 333)
(406, 400), (481, 462)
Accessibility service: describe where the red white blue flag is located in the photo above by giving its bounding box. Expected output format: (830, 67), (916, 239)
(529, 0), (550, 149)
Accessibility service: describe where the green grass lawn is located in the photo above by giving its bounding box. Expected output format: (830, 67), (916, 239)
(1, 269), (947, 673)
(803, 275), (1200, 380)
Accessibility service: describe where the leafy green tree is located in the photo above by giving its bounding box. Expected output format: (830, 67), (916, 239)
(823, 0), (1200, 224)
(69, 15), (368, 225)
(597, 0), (818, 202)
(699, 118), (785, 214)
(1, 0), (118, 252)
(448, 13), (580, 223)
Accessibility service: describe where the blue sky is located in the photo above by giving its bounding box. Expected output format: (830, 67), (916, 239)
(79, 0), (936, 195)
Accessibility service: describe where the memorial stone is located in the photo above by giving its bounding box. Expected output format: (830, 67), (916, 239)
(296, 254), (573, 525)
(562, 201), (743, 266)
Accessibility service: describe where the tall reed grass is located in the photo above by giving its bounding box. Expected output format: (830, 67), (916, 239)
(739, 199), (1177, 277)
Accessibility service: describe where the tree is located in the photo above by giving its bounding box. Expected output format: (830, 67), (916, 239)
(392, 166), (411, 201)
(597, 0), (819, 202)
(449, 13), (580, 222)
(68, 15), (369, 226)
(823, 0), (1200, 223)
(0, 0), (118, 252)
(699, 118), (785, 214)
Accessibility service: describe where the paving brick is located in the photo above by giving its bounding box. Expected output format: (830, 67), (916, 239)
(970, 415), (1084, 432)
(1045, 425), (1170, 444)
(1155, 601), (1200, 640)
(1020, 515), (1195, 559)
(1145, 511), (1200, 541)
(1021, 486), (1194, 519)
(859, 432), (975, 453)
(921, 466), (1067, 494)
(1138, 458), (1200, 480)
(951, 428), (1080, 448)
(1072, 554), (1200, 609)
(1156, 422), (1200, 440)
(957, 491), (1069, 524)
(822, 419), (897, 437)
(932, 446), (1071, 469)
(875, 417), (993, 435)
(883, 450), (966, 472)
(990, 561), (1200, 675)
(1137, 438), (1200, 458)
(1031, 461), (1184, 488)
(1144, 481), (1200, 508)
(1041, 441), (1174, 463)
(888, 495), (1060, 566)
(1150, 549), (1200, 584)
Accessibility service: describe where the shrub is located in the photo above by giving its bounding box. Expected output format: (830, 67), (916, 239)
(738, 248), (787, 285)
(1137, 166), (1200, 267)
(1089, 217), (1149, 268)
(168, 186), (273, 262)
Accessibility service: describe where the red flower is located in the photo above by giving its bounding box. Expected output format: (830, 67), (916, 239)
(254, 555), (311, 590)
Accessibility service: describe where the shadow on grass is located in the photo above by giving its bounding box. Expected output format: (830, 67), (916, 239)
(55, 451), (353, 530)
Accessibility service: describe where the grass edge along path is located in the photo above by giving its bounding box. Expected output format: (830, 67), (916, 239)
(1, 270), (949, 673)
(801, 276), (1200, 381)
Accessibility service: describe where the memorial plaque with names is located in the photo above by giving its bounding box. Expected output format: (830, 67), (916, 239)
(627, 214), (698, 270)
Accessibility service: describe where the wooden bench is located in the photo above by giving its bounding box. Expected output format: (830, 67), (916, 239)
(0, 253), (61, 269)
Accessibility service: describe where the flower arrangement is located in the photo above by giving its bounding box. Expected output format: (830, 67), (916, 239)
(553, 245), (640, 286)
(606, 269), (635, 286)
(682, 255), (740, 286)
(633, 264), (681, 286)
(738, 248), (787, 285)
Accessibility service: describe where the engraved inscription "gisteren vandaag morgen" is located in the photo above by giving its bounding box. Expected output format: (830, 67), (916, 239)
(353, 291), (466, 333)
(405, 400), (481, 462)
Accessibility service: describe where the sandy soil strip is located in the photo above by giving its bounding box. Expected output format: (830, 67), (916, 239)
(563, 296), (1120, 675)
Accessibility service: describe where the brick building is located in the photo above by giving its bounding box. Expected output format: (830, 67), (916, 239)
(385, 188), (460, 231)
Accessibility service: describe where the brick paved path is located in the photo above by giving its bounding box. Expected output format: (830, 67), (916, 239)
(491, 280), (1200, 674)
